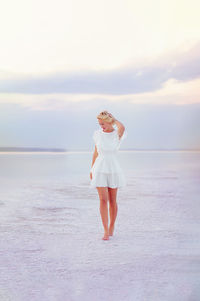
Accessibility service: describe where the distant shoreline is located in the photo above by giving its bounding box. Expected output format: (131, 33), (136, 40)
(0, 147), (67, 152)
(0, 147), (200, 153)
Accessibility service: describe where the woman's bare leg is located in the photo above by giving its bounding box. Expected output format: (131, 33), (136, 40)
(96, 187), (109, 240)
(108, 187), (118, 236)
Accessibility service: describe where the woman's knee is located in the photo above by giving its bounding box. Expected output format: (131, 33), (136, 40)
(109, 197), (117, 205)
(100, 196), (108, 204)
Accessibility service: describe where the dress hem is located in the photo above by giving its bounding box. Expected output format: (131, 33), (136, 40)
(89, 183), (127, 189)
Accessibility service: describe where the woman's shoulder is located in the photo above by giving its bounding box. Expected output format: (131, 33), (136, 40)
(92, 128), (101, 143)
(93, 128), (101, 136)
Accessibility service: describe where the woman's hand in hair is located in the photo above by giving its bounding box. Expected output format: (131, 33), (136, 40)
(108, 113), (116, 123)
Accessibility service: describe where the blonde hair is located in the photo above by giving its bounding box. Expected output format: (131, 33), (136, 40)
(97, 110), (115, 124)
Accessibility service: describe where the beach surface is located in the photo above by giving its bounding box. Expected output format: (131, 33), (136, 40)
(0, 151), (200, 301)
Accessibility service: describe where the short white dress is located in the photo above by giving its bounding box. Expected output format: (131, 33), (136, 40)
(90, 127), (127, 188)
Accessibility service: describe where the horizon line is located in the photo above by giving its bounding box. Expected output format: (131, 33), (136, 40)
(0, 146), (200, 153)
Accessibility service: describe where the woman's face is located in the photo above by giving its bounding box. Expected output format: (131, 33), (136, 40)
(98, 119), (113, 131)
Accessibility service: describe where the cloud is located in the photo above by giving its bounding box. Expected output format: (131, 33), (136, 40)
(0, 77), (200, 112)
(0, 41), (200, 95)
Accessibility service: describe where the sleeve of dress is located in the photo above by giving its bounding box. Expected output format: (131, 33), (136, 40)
(93, 130), (99, 144)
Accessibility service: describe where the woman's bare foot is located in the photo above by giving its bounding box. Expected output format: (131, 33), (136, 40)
(102, 231), (109, 240)
(109, 225), (114, 236)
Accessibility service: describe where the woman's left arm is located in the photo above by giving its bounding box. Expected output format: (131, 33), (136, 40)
(115, 119), (125, 139)
(109, 113), (125, 139)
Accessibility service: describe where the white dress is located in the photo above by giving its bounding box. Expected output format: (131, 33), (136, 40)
(90, 127), (127, 188)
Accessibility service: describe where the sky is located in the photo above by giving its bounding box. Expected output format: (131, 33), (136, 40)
(0, 0), (200, 150)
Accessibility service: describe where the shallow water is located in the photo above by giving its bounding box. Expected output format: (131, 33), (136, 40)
(0, 151), (200, 301)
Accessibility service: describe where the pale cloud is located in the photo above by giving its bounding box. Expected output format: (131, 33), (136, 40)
(0, 41), (199, 108)
(0, 93), (100, 111)
(0, 77), (200, 112)
(0, 0), (200, 74)
(129, 78), (200, 105)
(0, 41), (200, 95)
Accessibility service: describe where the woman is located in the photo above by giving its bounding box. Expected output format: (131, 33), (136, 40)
(90, 111), (127, 240)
